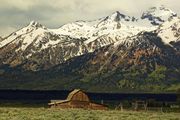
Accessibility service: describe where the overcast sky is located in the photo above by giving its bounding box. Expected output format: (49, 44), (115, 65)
(0, 0), (179, 37)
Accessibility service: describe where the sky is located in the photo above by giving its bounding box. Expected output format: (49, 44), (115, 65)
(0, 0), (179, 37)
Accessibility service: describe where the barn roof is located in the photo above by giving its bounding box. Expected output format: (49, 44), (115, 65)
(48, 89), (82, 105)
(67, 89), (81, 101)
(48, 100), (69, 105)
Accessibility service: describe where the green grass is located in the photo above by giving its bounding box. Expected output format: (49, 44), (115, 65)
(0, 107), (180, 120)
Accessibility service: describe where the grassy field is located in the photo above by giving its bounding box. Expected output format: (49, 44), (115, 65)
(0, 107), (180, 120)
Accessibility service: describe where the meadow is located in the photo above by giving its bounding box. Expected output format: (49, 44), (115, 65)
(0, 107), (180, 120)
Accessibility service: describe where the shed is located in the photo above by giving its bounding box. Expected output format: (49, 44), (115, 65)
(48, 89), (107, 110)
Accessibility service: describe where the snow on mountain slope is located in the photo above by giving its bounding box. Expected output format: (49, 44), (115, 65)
(0, 21), (48, 50)
(52, 11), (156, 45)
(157, 17), (180, 44)
(142, 5), (177, 25)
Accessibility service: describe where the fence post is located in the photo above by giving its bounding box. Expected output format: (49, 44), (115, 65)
(101, 100), (104, 105)
(120, 103), (123, 112)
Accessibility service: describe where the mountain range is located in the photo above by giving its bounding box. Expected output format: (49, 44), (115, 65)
(0, 6), (179, 92)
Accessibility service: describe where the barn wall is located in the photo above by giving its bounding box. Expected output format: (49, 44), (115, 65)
(70, 101), (90, 108)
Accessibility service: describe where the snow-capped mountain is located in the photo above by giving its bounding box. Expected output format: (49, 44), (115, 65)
(0, 6), (180, 92)
(0, 6), (179, 71)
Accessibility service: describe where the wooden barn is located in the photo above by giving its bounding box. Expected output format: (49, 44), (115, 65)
(48, 89), (107, 110)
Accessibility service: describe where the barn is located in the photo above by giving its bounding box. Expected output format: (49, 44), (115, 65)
(48, 89), (107, 110)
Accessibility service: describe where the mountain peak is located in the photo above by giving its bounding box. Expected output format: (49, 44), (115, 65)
(108, 11), (126, 22)
(141, 5), (177, 25)
(28, 21), (45, 29)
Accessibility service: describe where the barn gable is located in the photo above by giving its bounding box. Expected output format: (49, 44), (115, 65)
(67, 89), (90, 102)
